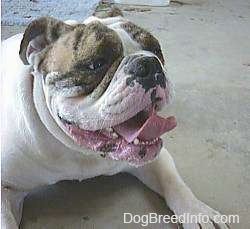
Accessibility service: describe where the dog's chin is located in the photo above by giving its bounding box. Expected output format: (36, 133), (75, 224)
(57, 105), (176, 167)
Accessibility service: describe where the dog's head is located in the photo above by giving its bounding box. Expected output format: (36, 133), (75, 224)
(19, 14), (176, 166)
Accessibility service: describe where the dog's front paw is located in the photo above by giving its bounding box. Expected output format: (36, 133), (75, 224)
(175, 199), (230, 229)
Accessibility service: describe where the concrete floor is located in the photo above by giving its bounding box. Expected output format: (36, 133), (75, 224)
(2, 0), (250, 228)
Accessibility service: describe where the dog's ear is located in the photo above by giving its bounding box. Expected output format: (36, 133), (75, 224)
(19, 16), (73, 65)
(93, 6), (123, 18)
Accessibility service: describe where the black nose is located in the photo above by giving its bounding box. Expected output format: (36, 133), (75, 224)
(125, 55), (167, 92)
(126, 56), (163, 78)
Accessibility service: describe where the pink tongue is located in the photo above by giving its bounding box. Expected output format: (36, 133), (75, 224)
(113, 113), (177, 143)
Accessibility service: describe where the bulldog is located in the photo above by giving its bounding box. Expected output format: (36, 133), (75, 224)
(1, 9), (229, 229)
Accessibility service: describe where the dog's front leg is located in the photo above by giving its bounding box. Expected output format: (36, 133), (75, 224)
(128, 148), (229, 229)
(1, 186), (27, 229)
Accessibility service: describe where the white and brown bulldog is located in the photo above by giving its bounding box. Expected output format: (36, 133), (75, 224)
(1, 9), (229, 229)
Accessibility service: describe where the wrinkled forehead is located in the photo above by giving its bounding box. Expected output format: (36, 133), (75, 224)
(40, 17), (164, 75)
(83, 16), (164, 61)
(71, 20), (123, 61)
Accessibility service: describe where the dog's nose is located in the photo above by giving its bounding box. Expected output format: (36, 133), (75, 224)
(126, 56), (163, 78)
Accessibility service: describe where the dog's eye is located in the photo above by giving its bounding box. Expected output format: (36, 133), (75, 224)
(75, 58), (106, 72)
(87, 58), (105, 71)
(153, 48), (161, 55)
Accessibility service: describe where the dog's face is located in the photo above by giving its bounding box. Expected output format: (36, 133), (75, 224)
(19, 16), (176, 166)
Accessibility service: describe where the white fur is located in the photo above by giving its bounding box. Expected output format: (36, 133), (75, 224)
(1, 19), (229, 229)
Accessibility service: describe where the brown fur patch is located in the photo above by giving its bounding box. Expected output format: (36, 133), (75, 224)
(39, 21), (123, 95)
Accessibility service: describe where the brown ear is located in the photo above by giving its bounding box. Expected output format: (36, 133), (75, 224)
(19, 16), (73, 65)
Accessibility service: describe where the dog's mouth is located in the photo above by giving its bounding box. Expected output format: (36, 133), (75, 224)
(58, 106), (176, 166)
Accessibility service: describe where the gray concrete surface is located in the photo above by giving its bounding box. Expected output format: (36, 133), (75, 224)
(1, 0), (99, 25)
(1, 26), (26, 40)
(2, 0), (250, 228)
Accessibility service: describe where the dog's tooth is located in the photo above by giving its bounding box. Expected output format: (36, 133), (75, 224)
(141, 141), (145, 145)
(112, 132), (118, 139)
(133, 138), (139, 145)
(106, 127), (113, 132)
